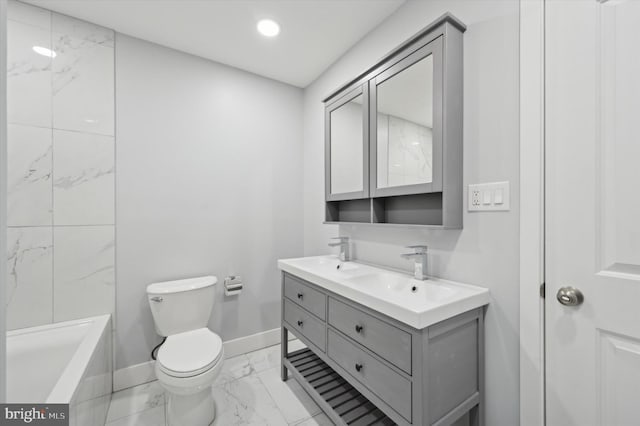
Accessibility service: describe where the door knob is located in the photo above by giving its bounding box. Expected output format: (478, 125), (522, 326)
(556, 286), (584, 306)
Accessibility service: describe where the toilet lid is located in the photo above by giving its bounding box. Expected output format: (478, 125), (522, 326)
(157, 328), (223, 378)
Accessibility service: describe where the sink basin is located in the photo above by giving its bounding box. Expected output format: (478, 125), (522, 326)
(278, 255), (489, 329)
(286, 256), (363, 274)
(346, 272), (455, 303)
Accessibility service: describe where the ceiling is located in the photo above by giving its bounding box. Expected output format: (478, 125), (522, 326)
(24, 0), (405, 88)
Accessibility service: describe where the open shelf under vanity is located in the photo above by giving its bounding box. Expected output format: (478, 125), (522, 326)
(284, 348), (396, 426)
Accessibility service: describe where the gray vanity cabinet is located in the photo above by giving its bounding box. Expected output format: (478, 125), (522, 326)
(324, 13), (465, 228)
(281, 272), (485, 426)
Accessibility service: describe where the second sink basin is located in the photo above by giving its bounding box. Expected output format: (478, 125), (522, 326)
(346, 272), (455, 302)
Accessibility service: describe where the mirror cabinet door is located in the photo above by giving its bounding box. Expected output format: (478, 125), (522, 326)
(326, 86), (369, 200)
(371, 37), (443, 197)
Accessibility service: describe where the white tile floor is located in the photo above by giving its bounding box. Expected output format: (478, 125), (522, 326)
(105, 340), (335, 426)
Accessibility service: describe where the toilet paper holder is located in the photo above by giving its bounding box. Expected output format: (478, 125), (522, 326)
(224, 275), (243, 296)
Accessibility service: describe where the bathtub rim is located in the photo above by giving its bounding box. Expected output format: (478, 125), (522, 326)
(8, 314), (112, 404)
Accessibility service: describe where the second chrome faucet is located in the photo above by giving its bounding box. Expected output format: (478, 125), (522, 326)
(401, 245), (429, 280)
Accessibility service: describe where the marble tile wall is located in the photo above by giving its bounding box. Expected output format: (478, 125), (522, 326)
(6, 0), (115, 330)
(377, 112), (433, 188)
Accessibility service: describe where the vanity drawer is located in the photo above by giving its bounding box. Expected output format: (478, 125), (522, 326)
(284, 274), (326, 320)
(284, 299), (326, 351)
(328, 297), (412, 374)
(328, 329), (412, 422)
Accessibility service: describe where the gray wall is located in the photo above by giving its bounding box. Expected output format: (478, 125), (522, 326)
(115, 34), (304, 369)
(0, 0), (7, 403)
(302, 1), (520, 425)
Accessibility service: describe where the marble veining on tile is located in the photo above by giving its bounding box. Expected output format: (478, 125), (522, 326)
(106, 405), (165, 426)
(6, 227), (53, 329)
(247, 344), (281, 373)
(212, 374), (288, 426)
(6, 2), (117, 332)
(7, 18), (52, 127)
(52, 12), (114, 47)
(247, 339), (307, 374)
(107, 381), (165, 423)
(52, 27), (114, 135)
(53, 226), (115, 322)
(53, 130), (115, 225)
(7, 124), (52, 226)
(106, 341), (331, 426)
(217, 354), (255, 385)
(259, 366), (322, 424)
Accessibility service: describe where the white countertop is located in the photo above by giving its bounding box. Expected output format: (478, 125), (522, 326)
(278, 255), (490, 330)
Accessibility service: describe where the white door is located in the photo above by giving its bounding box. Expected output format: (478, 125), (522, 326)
(546, 1), (640, 425)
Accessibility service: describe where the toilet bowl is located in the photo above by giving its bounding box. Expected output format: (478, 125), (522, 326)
(147, 276), (223, 426)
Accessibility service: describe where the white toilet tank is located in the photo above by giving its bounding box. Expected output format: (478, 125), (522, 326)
(147, 276), (217, 336)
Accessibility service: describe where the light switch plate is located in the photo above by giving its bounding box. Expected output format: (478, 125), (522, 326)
(468, 181), (510, 211)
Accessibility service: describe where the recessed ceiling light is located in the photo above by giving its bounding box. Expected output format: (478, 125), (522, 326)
(257, 19), (280, 37)
(32, 46), (56, 58)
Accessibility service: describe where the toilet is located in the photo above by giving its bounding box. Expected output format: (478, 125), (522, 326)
(147, 276), (224, 426)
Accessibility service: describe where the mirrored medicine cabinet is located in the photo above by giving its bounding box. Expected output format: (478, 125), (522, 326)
(324, 13), (465, 228)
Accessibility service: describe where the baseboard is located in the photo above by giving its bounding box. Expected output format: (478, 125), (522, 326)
(113, 360), (156, 392)
(223, 327), (288, 358)
(113, 327), (294, 391)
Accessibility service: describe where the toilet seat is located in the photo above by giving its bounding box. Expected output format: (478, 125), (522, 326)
(157, 328), (223, 378)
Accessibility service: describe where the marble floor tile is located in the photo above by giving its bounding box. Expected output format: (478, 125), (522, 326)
(258, 366), (322, 424)
(294, 413), (335, 426)
(106, 381), (165, 422)
(105, 405), (165, 426)
(217, 354), (254, 385)
(247, 340), (308, 374)
(247, 344), (281, 373)
(212, 374), (288, 426)
(105, 340), (323, 426)
(289, 339), (308, 353)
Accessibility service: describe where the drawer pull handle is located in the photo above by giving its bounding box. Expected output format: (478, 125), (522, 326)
(297, 320), (304, 327)
(355, 363), (363, 372)
(355, 324), (363, 334)
(297, 293), (304, 300)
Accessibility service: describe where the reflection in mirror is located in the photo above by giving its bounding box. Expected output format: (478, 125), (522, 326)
(377, 55), (433, 189)
(330, 94), (364, 194)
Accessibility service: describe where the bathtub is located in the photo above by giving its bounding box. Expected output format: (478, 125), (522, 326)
(7, 315), (113, 426)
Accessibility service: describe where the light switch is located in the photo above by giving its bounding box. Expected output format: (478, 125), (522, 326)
(494, 188), (504, 204)
(483, 191), (492, 205)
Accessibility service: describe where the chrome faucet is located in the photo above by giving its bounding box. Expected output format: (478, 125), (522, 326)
(328, 237), (350, 262)
(400, 245), (428, 280)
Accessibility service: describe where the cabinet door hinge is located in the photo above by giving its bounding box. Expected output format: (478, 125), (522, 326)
(540, 282), (546, 298)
